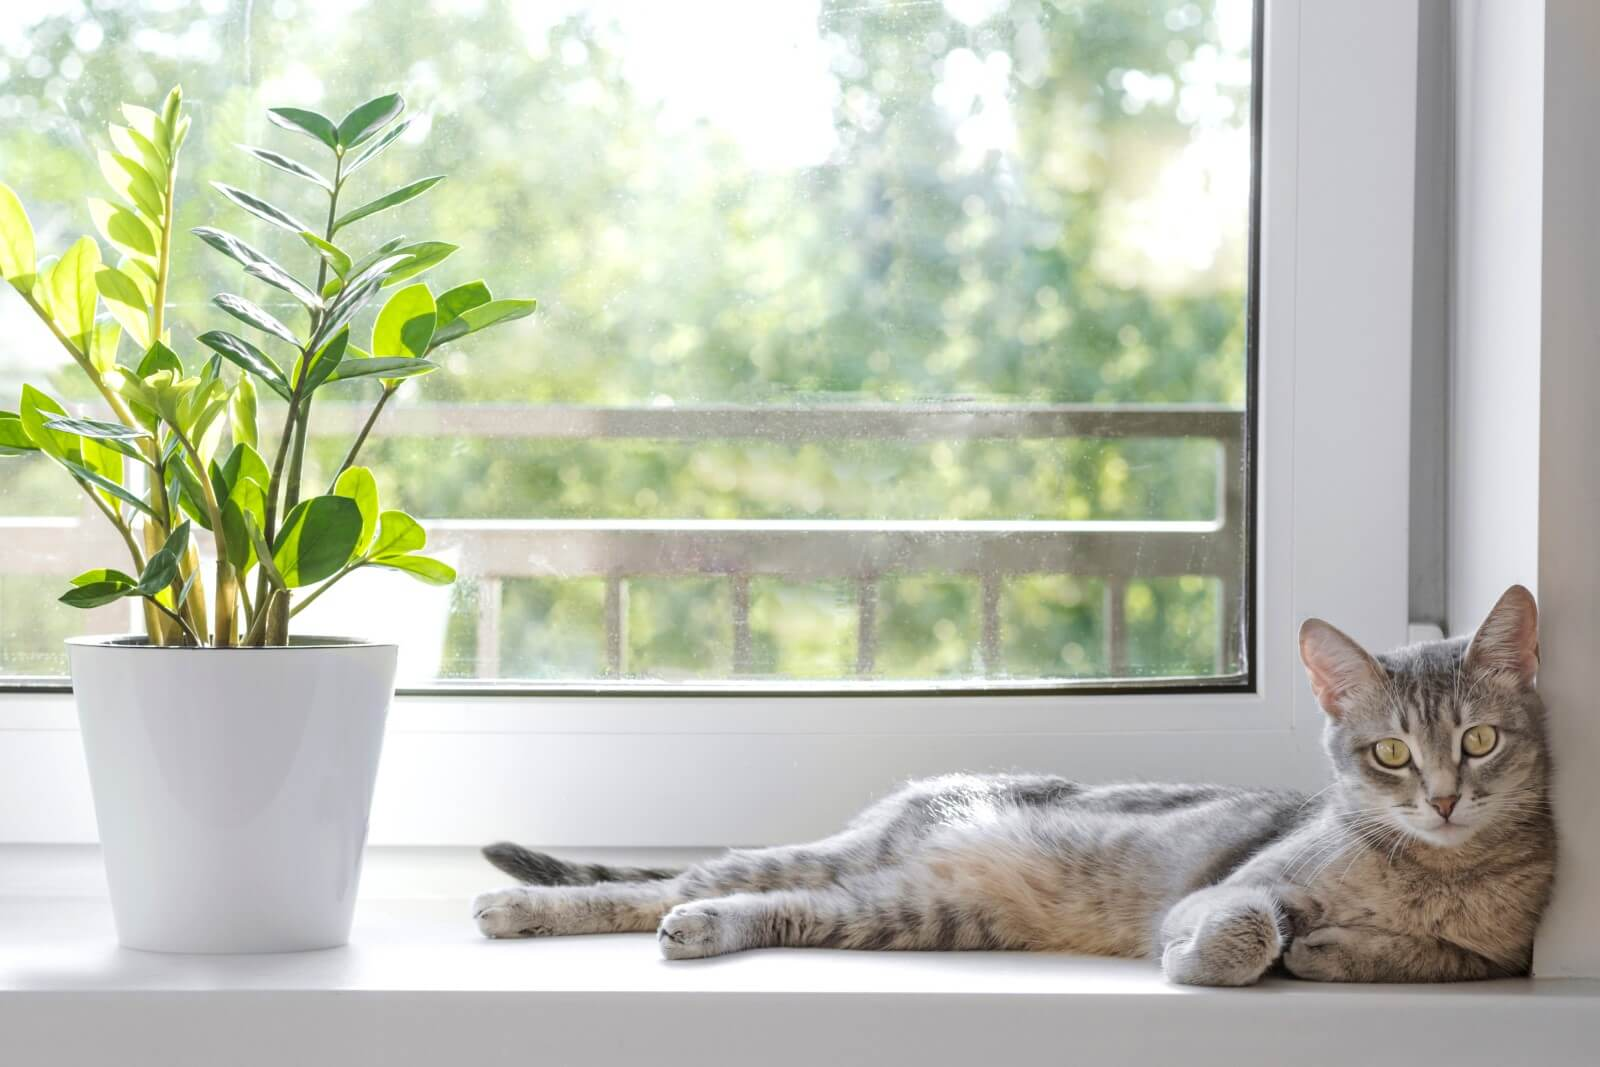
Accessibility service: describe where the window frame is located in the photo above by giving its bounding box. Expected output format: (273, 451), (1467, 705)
(0, 0), (1422, 847)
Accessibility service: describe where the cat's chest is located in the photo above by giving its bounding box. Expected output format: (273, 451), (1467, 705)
(1311, 851), (1548, 945)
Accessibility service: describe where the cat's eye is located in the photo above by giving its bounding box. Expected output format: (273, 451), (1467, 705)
(1462, 724), (1499, 757)
(1373, 738), (1411, 768)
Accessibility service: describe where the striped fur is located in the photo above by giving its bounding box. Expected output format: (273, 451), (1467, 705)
(475, 587), (1555, 985)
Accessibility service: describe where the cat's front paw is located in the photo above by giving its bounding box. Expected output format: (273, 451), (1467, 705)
(1162, 905), (1282, 987)
(1283, 926), (1360, 982)
(473, 887), (542, 939)
(658, 902), (732, 960)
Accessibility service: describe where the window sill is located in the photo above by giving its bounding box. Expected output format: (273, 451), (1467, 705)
(4, 847), (1597, 1067)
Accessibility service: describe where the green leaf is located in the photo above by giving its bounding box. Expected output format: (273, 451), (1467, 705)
(336, 93), (405, 149)
(300, 232), (352, 277)
(333, 466), (379, 556)
(47, 237), (102, 353)
(160, 86), (183, 142)
(244, 259), (322, 311)
(0, 182), (36, 291)
(369, 509), (425, 557)
(244, 512), (287, 591)
(0, 411), (39, 456)
(137, 340), (184, 378)
(430, 298), (536, 348)
(332, 176), (444, 234)
(219, 440), (271, 494)
(64, 458), (156, 520)
(60, 581), (137, 609)
(88, 321), (121, 376)
(71, 568), (138, 588)
(272, 495), (364, 587)
(372, 282), (436, 359)
(19, 384), (78, 464)
(344, 117), (413, 177)
(88, 198), (156, 259)
(221, 478), (266, 574)
(381, 241), (457, 287)
(347, 237), (410, 280)
(326, 356), (438, 383)
(435, 281), (491, 329)
(238, 145), (333, 192)
(96, 267), (152, 349)
(210, 182), (309, 235)
(369, 554), (455, 585)
(98, 151), (164, 220)
(197, 331), (292, 401)
(41, 415), (149, 442)
(121, 105), (169, 158)
(213, 294), (300, 347)
(299, 328), (350, 393)
(191, 226), (273, 272)
(167, 453), (213, 530)
(230, 376), (258, 450)
(137, 521), (191, 595)
(109, 125), (167, 185)
(266, 107), (338, 150)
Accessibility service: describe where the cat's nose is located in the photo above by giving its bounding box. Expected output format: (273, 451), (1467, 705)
(1429, 795), (1459, 820)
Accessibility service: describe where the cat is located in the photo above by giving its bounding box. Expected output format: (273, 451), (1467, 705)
(473, 585), (1555, 985)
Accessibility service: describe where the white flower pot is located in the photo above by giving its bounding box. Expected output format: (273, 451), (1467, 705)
(67, 635), (397, 954)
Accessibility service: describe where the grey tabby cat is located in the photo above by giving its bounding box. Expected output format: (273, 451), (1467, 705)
(474, 585), (1554, 984)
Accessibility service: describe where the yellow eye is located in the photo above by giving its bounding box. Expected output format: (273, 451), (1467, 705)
(1373, 738), (1411, 768)
(1463, 724), (1499, 757)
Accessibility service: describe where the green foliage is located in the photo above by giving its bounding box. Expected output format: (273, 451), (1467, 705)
(1, 84), (531, 648)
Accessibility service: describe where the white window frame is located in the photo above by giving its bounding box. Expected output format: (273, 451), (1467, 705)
(0, 0), (1421, 847)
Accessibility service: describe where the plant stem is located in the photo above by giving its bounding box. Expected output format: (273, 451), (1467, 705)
(146, 596), (202, 646)
(170, 427), (235, 646)
(330, 385), (395, 488)
(151, 151), (177, 343)
(288, 561), (361, 619)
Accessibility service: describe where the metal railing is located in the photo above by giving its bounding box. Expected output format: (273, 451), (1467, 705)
(2, 403), (1248, 684)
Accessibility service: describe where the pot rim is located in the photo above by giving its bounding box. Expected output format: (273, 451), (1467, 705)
(65, 634), (398, 651)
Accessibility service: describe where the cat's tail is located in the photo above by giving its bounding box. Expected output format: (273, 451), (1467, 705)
(482, 842), (681, 886)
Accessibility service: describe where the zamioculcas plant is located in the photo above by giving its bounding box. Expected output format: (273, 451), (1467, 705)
(0, 87), (535, 648)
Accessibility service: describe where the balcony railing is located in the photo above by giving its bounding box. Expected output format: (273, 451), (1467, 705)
(1, 403), (1248, 686)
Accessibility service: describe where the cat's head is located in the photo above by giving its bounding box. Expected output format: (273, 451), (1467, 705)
(1298, 585), (1547, 849)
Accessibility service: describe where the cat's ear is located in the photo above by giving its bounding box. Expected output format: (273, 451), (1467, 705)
(1464, 584), (1539, 687)
(1299, 619), (1387, 718)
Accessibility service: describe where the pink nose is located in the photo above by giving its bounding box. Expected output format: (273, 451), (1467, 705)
(1429, 795), (1459, 820)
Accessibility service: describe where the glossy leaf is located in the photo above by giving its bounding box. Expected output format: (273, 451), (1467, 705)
(343, 117), (413, 177)
(88, 199), (157, 259)
(0, 411), (39, 456)
(121, 104), (168, 155)
(64, 457), (156, 519)
(214, 293), (300, 347)
(372, 283), (436, 359)
(325, 356), (438, 382)
(272, 495), (364, 587)
(346, 237), (409, 280)
(430, 298), (536, 348)
(266, 107), (339, 150)
(336, 93), (404, 149)
(137, 340), (184, 378)
(221, 478), (266, 574)
(98, 151), (164, 219)
(197, 331), (292, 400)
(300, 328), (350, 393)
(47, 237), (102, 353)
(300, 232), (351, 277)
(239, 145), (333, 192)
(381, 241), (457, 287)
(0, 182), (34, 288)
(19, 385), (77, 465)
(230, 375), (258, 450)
(333, 466), (379, 556)
(41, 415), (149, 442)
(137, 521), (191, 596)
(332, 176), (444, 234)
(244, 512), (287, 591)
(369, 554), (455, 585)
(60, 580), (137, 609)
(110, 126), (167, 184)
(211, 182), (309, 235)
(243, 258), (322, 311)
(435, 281), (491, 329)
(191, 226), (274, 272)
(368, 509), (425, 557)
(96, 267), (152, 349)
(219, 441), (271, 494)
(88, 321), (122, 376)
(71, 568), (138, 589)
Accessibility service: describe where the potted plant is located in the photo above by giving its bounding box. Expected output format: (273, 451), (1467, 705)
(0, 87), (533, 952)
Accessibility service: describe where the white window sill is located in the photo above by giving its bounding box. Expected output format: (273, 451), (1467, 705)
(4, 847), (1597, 1067)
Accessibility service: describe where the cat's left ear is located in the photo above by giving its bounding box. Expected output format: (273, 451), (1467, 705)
(1464, 584), (1539, 687)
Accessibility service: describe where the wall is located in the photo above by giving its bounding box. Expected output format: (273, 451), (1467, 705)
(1447, 0), (1544, 632)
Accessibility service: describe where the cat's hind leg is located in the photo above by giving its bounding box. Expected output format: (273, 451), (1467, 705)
(474, 881), (686, 939)
(658, 878), (1013, 960)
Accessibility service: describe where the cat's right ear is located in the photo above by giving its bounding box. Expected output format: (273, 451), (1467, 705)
(1298, 619), (1387, 718)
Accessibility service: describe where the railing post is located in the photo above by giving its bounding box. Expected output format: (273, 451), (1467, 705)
(604, 576), (627, 677)
(475, 577), (502, 679)
(855, 577), (879, 677)
(731, 574), (753, 675)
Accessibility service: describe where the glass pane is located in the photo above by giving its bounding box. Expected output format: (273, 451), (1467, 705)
(0, 0), (1254, 689)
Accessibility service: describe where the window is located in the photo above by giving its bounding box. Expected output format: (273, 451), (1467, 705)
(0, 0), (1256, 691)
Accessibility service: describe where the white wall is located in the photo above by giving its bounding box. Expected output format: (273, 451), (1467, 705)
(1530, 0), (1600, 980)
(1447, 0), (1544, 633)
